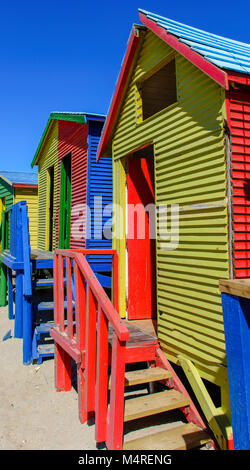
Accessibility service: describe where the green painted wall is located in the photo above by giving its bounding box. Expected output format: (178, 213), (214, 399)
(111, 30), (229, 388)
(0, 178), (14, 211)
(0, 177), (13, 250)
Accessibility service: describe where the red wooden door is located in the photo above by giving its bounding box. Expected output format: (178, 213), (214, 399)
(127, 156), (156, 320)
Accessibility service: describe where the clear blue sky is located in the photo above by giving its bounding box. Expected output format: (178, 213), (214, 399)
(1, 0), (250, 174)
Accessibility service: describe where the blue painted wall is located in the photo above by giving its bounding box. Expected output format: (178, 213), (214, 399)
(86, 119), (113, 270)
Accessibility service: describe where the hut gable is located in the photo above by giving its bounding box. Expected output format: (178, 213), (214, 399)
(56, 120), (88, 249)
(32, 112), (112, 259)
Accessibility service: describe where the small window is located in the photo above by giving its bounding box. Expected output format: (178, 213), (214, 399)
(138, 59), (177, 121)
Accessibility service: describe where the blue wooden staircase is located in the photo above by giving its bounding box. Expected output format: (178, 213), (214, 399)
(0, 201), (111, 365)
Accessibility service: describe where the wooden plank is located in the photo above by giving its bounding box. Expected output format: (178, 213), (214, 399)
(7, 268), (13, 320)
(106, 334), (126, 450)
(50, 327), (81, 363)
(178, 354), (230, 450)
(58, 254), (65, 332)
(66, 258), (73, 340)
(108, 367), (172, 388)
(54, 343), (71, 392)
(95, 307), (109, 443)
(127, 319), (157, 337)
(123, 422), (211, 450)
(112, 252), (119, 312)
(125, 345), (157, 364)
(14, 270), (23, 338)
(30, 249), (54, 259)
(109, 322), (158, 348)
(123, 390), (190, 422)
(54, 254), (59, 326)
(84, 286), (97, 413)
(77, 363), (88, 424)
(73, 262), (86, 352)
(219, 278), (250, 299)
(156, 348), (206, 429)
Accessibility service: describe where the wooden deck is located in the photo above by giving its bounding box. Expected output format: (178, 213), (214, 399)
(30, 250), (54, 269)
(108, 321), (158, 349)
(219, 278), (250, 299)
(126, 319), (157, 337)
(30, 249), (54, 260)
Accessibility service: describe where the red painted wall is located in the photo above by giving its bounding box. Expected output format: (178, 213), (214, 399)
(56, 120), (88, 249)
(227, 87), (250, 277)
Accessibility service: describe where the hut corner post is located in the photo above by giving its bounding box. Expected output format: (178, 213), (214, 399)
(219, 280), (250, 450)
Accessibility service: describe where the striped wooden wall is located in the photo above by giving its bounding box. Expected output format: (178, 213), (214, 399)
(112, 29), (230, 388)
(227, 88), (250, 277)
(56, 120), (88, 249)
(37, 121), (58, 250)
(14, 187), (38, 249)
(0, 178), (13, 213)
(85, 119), (113, 266)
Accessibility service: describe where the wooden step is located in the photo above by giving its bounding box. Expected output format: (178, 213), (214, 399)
(124, 390), (190, 423)
(123, 422), (212, 450)
(35, 321), (54, 335)
(109, 367), (172, 389)
(37, 300), (75, 311)
(34, 278), (54, 287)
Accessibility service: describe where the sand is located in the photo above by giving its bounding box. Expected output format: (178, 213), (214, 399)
(0, 306), (96, 450)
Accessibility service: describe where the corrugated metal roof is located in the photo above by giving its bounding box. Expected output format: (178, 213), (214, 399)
(139, 9), (250, 74)
(0, 171), (38, 186)
(51, 111), (106, 120)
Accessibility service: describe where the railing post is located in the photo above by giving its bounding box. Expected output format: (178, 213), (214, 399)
(58, 255), (64, 332)
(77, 363), (88, 424)
(106, 334), (126, 450)
(0, 262), (7, 307)
(84, 285), (97, 413)
(54, 253), (71, 391)
(74, 260), (87, 423)
(74, 261), (86, 352)
(23, 295), (33, 365)
(14, 270), (24, 338)
(66, 258), (73, 339)
(54, 343), (71, 392)
(95, 306), (109, 443)
(112, 252), (119, 313)
(7, 268), (14, 319)
(53, 254), (59, 327)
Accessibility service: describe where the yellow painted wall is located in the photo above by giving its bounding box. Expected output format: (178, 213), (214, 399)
(111, 30), (229, 388)
(37, 121), (58, 250)
(14, 187), (38, 249)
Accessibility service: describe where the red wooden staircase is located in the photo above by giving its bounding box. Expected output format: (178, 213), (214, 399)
(51, 249), (214, 450)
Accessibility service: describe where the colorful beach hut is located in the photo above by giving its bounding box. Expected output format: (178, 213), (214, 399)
(96, 9), (250, 448)
(0, 171), (38, 250)
(31, 112), (113, 284)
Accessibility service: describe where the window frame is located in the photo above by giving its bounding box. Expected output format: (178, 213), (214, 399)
(135, 54), (178, 124)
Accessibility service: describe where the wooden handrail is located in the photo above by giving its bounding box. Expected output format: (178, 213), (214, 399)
(55, 249), (129, 342)
(53, 248), (128, 449)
